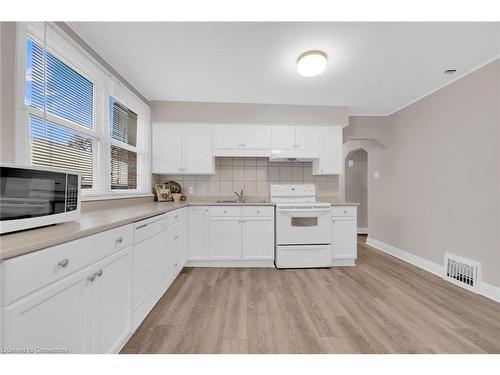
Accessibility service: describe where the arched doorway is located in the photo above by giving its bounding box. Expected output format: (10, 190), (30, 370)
(345, 148), (368, 234)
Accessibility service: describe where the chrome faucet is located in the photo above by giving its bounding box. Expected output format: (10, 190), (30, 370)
(233, 189), (244, 202)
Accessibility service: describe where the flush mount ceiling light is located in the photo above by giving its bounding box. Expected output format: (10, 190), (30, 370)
(297, 50), (327, 77)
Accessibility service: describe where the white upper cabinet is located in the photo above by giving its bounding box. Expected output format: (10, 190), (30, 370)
(295, 126), (320, 150)
(212, 125), (271, 156)
(152, 124), (183, 173)
(183, 125), (215, 174)
(312, 126), (343, 175)
(271, 126), (296, 149)
(242, 125), (271, 149)
(152, 123), (214, 174)
(212, 125), (241, 149)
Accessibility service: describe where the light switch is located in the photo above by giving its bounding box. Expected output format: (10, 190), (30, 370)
(348, 160), (354, 167)
(374, 171), (380, 179)
(188, 186), (194, 194)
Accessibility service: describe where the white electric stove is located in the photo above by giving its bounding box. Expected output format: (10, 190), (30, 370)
(271, 184), (332, 268)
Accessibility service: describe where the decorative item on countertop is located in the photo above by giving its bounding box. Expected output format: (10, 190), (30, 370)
(164, 180), (182, 202)
(180, 194), (187, 202)
(154, 184), (173, 202)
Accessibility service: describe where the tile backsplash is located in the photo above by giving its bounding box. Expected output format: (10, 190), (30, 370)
(153, 157), (339, 198)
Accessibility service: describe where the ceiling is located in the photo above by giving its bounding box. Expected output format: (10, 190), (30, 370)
(69, 22), (500, 115)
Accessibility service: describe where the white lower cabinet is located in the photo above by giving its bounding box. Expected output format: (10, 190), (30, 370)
(2, 267), (91, 354)
(207, 206), (275, 262)
(90, 247), (132, 354)
(242, 217), (274, 260)
(208, 217), (242, 260)
(187, 207), (210, 261)
(331, 207), (357, 263)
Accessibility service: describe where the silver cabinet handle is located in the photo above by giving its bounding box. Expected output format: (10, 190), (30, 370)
(344, 210), (347, 214)
(174, 235), (179, 239)
(96, 269), (103, 277)
(174, 263), (178, 267)
(136, 223), (148, 230)
(257, 210), (261, 214)
(88, 273), (96, 282)
(174, 215), (178, 219)
(223, 210), (228, 213)
(58, 258), (69, 268)
(115, 237), (124, 245)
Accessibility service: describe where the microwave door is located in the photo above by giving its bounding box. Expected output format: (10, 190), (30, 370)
(0, 198), (51, 219)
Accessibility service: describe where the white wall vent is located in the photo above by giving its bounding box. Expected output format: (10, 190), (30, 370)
(443, 253), (481, 292)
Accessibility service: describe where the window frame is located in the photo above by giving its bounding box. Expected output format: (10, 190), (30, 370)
(15, 22), (152, 200)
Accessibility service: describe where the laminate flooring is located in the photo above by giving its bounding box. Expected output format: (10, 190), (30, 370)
(121, 236), (500, 353)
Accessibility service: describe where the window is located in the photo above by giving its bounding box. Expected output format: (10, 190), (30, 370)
(109, 97), (138, 190)
(25, 37), (95, 189)
(20, 23), (151, 199)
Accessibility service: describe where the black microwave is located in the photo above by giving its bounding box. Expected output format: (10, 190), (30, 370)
(0, 164), (81, 234)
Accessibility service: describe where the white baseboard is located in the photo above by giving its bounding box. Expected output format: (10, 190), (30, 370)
(331, 258), (356, 266)
(357, 228), (368, 234)
(365, 237), (500, 304)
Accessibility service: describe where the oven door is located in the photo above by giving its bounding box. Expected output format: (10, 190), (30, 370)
(276, 207), (331, 245)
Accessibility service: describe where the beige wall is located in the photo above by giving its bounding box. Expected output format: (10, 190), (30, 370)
(352, 59), (500, 288)
(0, 22), (16, 163)
(345, 149), (368, 229)
(151, 100), (348, 125)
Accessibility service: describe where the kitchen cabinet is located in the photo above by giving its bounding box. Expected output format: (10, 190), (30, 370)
(132, 217), (169, 309)
(207, 206), (275, 261)
(152, 123), (214, 174)
(187, 206), (210, 261)
(208, 217), (242, 260)
(2, 267), (91, 353)
(295, 126), (320, 150)
(242, 217), (274, 260)
(331, 206), (357, 262)
(90, 247), (132, 354)
(313, 126), (343, 175)
(271, 126), (296, 149)
(212, 125), (271, 156)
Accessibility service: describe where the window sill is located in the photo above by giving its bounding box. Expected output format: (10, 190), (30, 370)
(82, 193), (153, 202)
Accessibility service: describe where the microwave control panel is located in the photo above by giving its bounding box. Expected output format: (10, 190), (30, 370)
(65, 174), (79, 212)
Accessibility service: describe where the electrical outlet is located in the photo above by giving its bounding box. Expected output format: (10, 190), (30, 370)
(374, 171), (380, 179)
(348, 160), (354, 167)
(188, 186), (194, 194)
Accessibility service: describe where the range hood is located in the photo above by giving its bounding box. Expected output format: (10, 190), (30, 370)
(270, 149), (320, 162)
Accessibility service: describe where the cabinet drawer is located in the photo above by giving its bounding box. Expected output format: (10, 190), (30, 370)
(167, 247), (184, 282)
(134, 216), (167, 244)
(242, 206), (274, 217)
(168, 220), (186, 252)
(331, 206), (357, 217)
(209, 206), (242, 217)
(93, 224), (134, 261)
(167, 208), (186, 226)
(2, 236), (93, 305)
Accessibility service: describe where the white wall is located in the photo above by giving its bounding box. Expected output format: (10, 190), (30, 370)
(0, 22), (16, 163)
(350, 58), (500, 288)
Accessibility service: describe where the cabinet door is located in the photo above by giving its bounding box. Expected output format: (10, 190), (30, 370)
(331, 217), (357, 259)
(295, 126), (320, 150)
(242, 125), (271, 149)
(3, 268), (91, 353)
(183, 125), (214, 174)
(213, 125), (242, 149)
(152, 123), (183, 173)
(208, 217), (242, 260)
(242, 217), (274, 260)
(91, 247), (132, 354)
(271, 126), (296, 149)
(187, 207), (209, 261)
(133, 230), (169, 309)
(313, 126), (343, 175)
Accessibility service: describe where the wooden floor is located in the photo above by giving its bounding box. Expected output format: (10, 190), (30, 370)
(121, 236), (500, 354)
